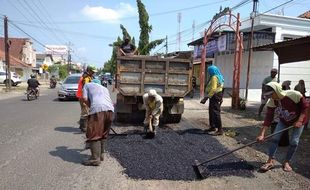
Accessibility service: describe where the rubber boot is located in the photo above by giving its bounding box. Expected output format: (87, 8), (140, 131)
(82, 141), (101, 166)
(100, 139), (107, 161)
(80, 118), (87, 132)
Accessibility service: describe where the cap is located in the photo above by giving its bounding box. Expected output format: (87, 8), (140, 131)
(87, 65), (98, 72)
(148, 89), (157, 97)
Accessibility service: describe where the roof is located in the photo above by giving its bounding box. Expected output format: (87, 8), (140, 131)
(253, 36), (310, 64)
(0, 49), (31, 68)
(298, 10), (310, 19)
(0, 38), (30, 60)
(187, 31), (232, 46)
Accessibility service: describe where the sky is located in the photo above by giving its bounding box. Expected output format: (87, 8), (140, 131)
(0, 0), (309, 68)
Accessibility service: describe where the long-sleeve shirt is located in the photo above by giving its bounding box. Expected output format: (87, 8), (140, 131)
(143, 93), (163, 116)
(263, 95), (309, 127)
(206, 76), (223, 98)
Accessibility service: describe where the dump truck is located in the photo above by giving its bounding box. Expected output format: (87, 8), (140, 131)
(115, 55), (192, 124)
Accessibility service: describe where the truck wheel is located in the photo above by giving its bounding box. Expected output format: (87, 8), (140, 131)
(162, 110), (182, 124)
(116, 113), (127, 123)
(170, 114), (182, 123)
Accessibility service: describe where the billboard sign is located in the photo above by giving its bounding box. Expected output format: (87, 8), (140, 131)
(45, 45), (68, 55)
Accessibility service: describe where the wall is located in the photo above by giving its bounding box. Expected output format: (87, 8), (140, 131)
(215, 51), (274, 101)
(22, 40), (36, 67)
(280, 60), (310, 96)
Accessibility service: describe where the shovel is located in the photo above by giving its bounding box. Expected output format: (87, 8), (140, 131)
(109, 127), (127, 136)
(193, 125), (295, 179)
(144, 116), (155, 139)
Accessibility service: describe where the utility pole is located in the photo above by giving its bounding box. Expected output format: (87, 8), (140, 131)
(67, 42), (73, 74)
(4, 16), (11, 91)
(165, 35), (168, 55)
(245, 0), (258, 101)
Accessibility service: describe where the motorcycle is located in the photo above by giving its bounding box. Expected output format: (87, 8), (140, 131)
(50, 79), (57, 88)
(101, 80), (108, 87)
(26, 88), (39, 101)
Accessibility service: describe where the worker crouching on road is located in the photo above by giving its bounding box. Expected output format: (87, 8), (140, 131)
(82, 79), (114, 166)
(143, 89), (163, 138)
(257, 82), (309, 172)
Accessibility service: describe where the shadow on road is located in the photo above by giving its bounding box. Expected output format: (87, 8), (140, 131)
(49, 146), (88, 164)
(55, 126), (82, 134)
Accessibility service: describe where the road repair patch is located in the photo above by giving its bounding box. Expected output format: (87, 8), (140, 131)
(107, 128), (255, 180)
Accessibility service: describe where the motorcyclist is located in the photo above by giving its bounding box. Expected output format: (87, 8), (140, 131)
(50, 75), (57, 88)
(27, 74), (40, 95)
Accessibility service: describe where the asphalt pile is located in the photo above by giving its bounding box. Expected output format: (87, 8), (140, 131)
(107, 128), (255, 180)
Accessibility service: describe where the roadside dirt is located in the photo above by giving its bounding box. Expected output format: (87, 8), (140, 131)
(110, 97), (310, 190)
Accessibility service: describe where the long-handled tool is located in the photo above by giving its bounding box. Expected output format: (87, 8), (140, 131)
(109, 127), (127, 136)
(193, 125), (295, 179)
(144, 116), (155, 139)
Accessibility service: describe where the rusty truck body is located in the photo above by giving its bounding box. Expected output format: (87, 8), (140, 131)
(115, 55), (193, 124)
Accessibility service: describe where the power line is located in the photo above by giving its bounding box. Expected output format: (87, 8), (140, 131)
(10, 21), (115, 40)
(8, 0), (61, 45)
(19, 0), (65, 44)
(8, 21), (59, 54)
(11, 0), (230, 24)
(35, 0), (72, 43)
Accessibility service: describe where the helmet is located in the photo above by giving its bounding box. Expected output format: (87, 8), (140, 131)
(87, 65), (97, 73)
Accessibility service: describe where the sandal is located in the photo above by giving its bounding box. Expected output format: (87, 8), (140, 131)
(260, 162), (274, 172)
(283, 163), (293, 172)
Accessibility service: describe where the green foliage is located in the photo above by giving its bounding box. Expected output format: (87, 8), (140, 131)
(120, 24), (131, 40)
(139, 39), (165, 54)
(59, 65), (69, 80)
(47, 64), (58, 74)
(137, 0), (152, 55)
(105, 0), (164, 73)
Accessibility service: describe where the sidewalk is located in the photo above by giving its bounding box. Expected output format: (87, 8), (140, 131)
(0, 80), (50, 100)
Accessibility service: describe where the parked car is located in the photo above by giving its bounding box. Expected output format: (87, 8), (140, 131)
(58, 73), (81, 101)
(0, 71), (22, 86)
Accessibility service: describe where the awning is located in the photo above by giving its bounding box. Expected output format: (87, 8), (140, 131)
(253, 36), (310, 64)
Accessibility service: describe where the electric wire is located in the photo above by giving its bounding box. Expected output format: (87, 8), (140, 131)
(19, 0), (65, 45)
(9, 21), (58, 54)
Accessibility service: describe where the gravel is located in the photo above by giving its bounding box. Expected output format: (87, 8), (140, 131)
(107, 127), (255, 180)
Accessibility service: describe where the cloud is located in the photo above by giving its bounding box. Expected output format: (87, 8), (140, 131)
(81, 3), (136, 23)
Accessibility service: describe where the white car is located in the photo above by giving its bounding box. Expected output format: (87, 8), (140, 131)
(58, 73), (82, 100)
(0, 71), (22, 86)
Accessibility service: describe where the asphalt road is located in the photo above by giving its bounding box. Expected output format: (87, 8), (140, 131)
(0, 86), (125, 190)
(1, 85), (309, 190)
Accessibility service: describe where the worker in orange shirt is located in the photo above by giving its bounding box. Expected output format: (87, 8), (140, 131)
(76, 65), (97, 132)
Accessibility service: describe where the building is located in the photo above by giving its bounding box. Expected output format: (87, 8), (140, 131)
(188, 12), (310, 101)
(45, 45), (68, 64)
(0, 49), (32, 81)
(0, 37), (36, 68)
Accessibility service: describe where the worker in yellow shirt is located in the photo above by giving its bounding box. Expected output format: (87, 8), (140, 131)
(200, 65), (224, 136)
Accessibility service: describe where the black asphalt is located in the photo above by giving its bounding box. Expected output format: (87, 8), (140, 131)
(107, 127), (255, 181)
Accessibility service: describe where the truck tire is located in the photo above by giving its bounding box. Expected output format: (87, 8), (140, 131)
(116, 113), (127, 123)
(171, 114), (182, 123)
(162, 110), (182, 124)
(116, 112), (145, 124)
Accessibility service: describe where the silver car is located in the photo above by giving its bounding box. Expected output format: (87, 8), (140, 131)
(58, 73), (82, 100)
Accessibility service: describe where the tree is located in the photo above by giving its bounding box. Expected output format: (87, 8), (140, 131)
(137, 0), (164, 55)
(104, 0), (165, 73)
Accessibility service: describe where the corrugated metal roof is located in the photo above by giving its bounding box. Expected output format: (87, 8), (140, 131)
(253, 36), (310, 64)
